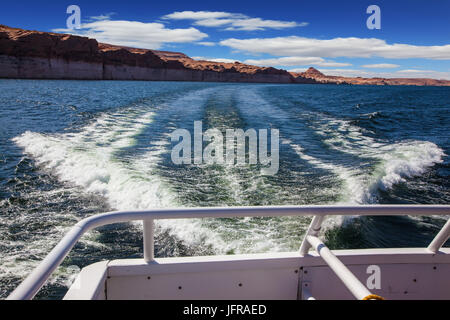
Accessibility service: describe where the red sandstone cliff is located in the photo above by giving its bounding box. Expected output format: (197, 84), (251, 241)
(292, 67), (450, 86)
(0, 25), (296, 82)
(0, 25), (449, 86)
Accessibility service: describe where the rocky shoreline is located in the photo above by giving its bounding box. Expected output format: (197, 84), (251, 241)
(1, 25), (449, 86)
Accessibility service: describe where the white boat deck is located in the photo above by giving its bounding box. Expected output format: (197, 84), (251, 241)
(64, 248), (450, 300)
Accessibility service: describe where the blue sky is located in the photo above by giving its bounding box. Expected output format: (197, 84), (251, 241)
(1, 0), (450, 79)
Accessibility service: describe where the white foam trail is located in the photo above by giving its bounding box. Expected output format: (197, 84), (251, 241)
(13, 110), (175, 210)
(237, 87), (291, 122)
(239, 91), (445, 204)
(11, 85), (446, 262)
(12, 87), (221, 211)
(236, 88), (349, 233)
(236, 88), (369, 204)
(157, 86), (295, 254)
(374, 141), (445, 190)
(284, 139), (369, 204)
(234, 88), (446, 238)
(314, 113), (445, 191)
(294, 111), (446, 204)
(12, 88), (250, 256)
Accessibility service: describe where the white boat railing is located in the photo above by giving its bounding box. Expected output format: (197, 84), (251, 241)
(306, 235), (373, 300)
(427, 219), (450, 253)
(6, 205), (450, 300)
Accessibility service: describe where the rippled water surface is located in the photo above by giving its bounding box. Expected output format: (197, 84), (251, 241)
(0, 80), (448, 298)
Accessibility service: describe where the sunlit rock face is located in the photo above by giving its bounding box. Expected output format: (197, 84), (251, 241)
(1, 25), (449, 86)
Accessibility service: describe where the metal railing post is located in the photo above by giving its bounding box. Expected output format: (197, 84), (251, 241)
(306, 235), (372, 300)
(299, 215), (325, 256)
(427, 219), (450, 253)
(143, 219), (155, 262)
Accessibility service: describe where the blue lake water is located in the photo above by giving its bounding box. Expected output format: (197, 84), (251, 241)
(0, 80), (448, 298)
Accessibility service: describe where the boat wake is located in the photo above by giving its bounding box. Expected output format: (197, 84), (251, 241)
(10, 85), (447, 262)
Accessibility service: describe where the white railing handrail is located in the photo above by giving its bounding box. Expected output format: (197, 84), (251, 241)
(306, 235), (373, 300)
(6, 204), (450, 300)
(427, 219), (450, 253)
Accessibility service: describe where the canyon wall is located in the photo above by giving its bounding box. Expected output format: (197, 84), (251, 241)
(0, 25), (296, 83)
(0, 54), (293, 82)
(1, 25), (449, 86)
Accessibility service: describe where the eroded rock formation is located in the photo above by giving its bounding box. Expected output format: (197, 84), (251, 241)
(1, 25), (449, 86)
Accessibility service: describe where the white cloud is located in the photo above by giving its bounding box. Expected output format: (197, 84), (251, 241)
(53, 19), (208, 49)
(197, 41), (216, 46)
(163, 11), (238, 20)
(288, 68), (308, 73)
(89, 13), (116, 21)
(398, 69), (430, 73)
(220, 36), (450, 60)
(192, 56), (239, 63)
(301, 68), (450, 80)
(244, 56), (351, 67)
(195, 19), (235, 27)
(223, 19), (306, 31)
(361, 63), (400, 68)
(162, 11), (307, 31)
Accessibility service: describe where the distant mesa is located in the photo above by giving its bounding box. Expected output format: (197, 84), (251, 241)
(0, 25), (449, 86)
(303, 67), (325, 76)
